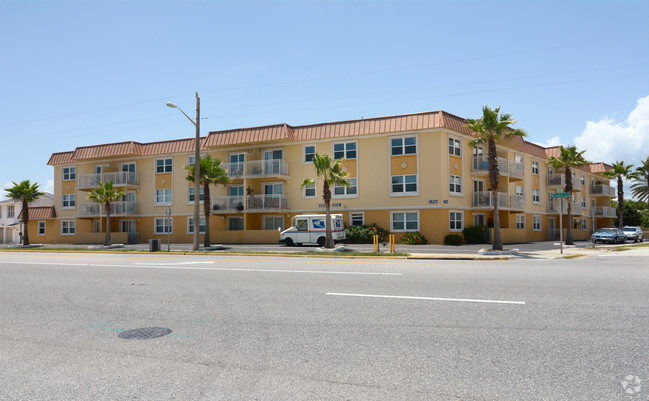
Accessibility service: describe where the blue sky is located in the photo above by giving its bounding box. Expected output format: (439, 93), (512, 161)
(1, 0), (648, 199)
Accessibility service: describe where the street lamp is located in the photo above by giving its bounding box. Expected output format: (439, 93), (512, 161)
(167, 92), (201, 251)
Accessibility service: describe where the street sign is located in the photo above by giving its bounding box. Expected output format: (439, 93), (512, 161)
(556, 188), (564, 193)
(550, 192), (571, 199)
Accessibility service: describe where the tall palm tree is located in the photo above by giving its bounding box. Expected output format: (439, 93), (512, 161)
(88, 181), (126, 246)
(301, 153), (350, 248)
(603, 161), (637, 229)
(4, 180), (45, 246)
(466, 105), (526, 251)
(631, 156), (649, 202)
(547, 145), (588, 245)
(186, 155), (230, 248)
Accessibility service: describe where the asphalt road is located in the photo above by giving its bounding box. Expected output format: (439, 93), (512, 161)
(0, 251), (647, 400)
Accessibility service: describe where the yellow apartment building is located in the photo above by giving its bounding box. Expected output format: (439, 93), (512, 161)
(29, 110), (616, 245)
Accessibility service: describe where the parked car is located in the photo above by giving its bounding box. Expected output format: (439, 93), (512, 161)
(622, 226), (644, 242)
(591, 228), (626, 244)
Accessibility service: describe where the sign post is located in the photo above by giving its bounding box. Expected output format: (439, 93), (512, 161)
(550, 189), (571, 254)
(165, 207), (172, 251)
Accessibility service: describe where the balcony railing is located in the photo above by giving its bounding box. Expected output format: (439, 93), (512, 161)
(508, 161), (524, 179)
(590, 185), (616, 197)
(548, 200), (581, 215)
(222, 162), (245, 178)
(78, 201), (138, 217)
(593, 206), (617, 217)
(471, 157), (507, 174)
(472, 191), (508, 208)
(248, 194), (289, 210)
(547, 174), (565, 186)
(246, 160), (289, 177)
(78, 172), (139, 189)
(212, 196), (245, 212)
(509, 194), (525, 210)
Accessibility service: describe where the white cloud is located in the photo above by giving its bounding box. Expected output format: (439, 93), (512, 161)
(575, 95), (649, 166)
(532, 136), (561, 148)
(44, 180), (54, 195)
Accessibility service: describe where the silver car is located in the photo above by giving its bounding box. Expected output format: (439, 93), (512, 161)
(622, 226), (644, 242)
(591, 228), (626, 244)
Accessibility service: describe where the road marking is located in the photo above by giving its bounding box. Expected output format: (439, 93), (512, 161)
(133, 261), (215, 265)
(1, 261), (401, 276)
(326, 292), (525, 305)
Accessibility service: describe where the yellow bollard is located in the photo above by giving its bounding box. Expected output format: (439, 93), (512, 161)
(389, 234), (395, 253)
(373, 234), (378, 252)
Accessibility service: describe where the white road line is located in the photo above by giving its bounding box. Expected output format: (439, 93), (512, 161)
(0, 261), (400, 276)
(132, 261), (215, 265)
(326, 292), (525, 305)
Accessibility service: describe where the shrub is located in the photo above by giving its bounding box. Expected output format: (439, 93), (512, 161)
(345, 223), (390, 244)
(444, 233), (464, 246)
(462, 225), (489, 244)
(401, 231), (428, 245)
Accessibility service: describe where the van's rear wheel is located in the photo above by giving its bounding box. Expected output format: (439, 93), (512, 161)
(285, 238), (294, 247)
(317, 237), (326, 247)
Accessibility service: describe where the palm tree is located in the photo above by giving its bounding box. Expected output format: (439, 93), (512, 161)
(547, 145), (589, 245)
(466, 105), (526, 251)
(631, 156), (649, 202)
(301, 153), (350, 248)
(603, 161), (637, 229)
(88, 181), (126, 246)
(4, 180), (45, 246)
(186, 155), (230, 248)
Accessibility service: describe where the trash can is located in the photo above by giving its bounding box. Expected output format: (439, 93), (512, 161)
(149, 239), (160, 252)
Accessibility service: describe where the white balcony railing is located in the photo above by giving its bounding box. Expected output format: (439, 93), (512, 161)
(248, 194), (289, 210)
(222, 162), (245, 178)
(246, 160), (289, 177)
(509, 194), (525, 210)
(471, 157), (508, 174)
(508, 161), (524, 179)
(590, 185), (616, 197)
(212, 196), (245, 212)
(593, 206), (617, 217)
(472, 192), (508, 208)
(78, 201), (138, 217)
(78, 172), (138, 189)
(547, 174), (565, 186)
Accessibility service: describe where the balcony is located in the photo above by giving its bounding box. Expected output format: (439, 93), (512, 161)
(593, 206), (617, 218)
(509, 194), (525, 210)
(246, 160), (289, 178)
(212, 194), (289, 211)
(548, 200), (581, 215)
(78, 201), (138, 217)
(471, 156), (507, 175)
(78, 172), (139, 190)
(472, 191), (508, 208)
(590, 185), (616, 197)
(221, 162), (245, 179)
(507, 161), (524, 180)
(547, 174), (565, 187)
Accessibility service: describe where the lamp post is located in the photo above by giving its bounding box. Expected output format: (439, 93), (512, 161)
(167, 93), (201, 251)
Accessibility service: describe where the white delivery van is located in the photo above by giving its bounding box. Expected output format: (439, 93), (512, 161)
(279, 214), (346, 247)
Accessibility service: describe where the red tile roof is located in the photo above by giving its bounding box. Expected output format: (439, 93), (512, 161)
(18, 206), (56, 220)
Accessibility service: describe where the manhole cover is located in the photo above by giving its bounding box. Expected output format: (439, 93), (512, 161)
(118, 327), (172, 340)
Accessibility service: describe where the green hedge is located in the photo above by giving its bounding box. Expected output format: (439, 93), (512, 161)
(345, 223), (390, 244)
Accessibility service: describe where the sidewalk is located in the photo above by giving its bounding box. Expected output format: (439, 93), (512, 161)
(2, 240), (646, 260)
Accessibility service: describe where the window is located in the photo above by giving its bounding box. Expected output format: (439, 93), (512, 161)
(156, 189), (172, 204)
(188, 155), (196, 166)
(449, 211), (463, 232)
(155, 218), (172, 234)
(532, 189), (540, 204)
(62, 194), (76, 208)
(581, 197), (586, 208)
(228, 217), (244, 231)
(304, 145), (316, 163)
(391, 175), (417, 194)
(350, 212), (364, 227)
(38, 221), (46, 235)
(93, 220), (101, 233)
(516, 214), (525, 229)
(296, 218), (308, 231)
(333, 142), (356, 160)
(263, 216), (284, 230)
(533, 216), (541, 231)
(392, 211), (419, 232)
(448, 138), (461, 156)
(515, 185), (524, 196)
(334, 178), (357, 197)
(156, 158), (173, 173)
(303, 182), (316, 198)
(61, 220), (76, 235)
(573, 218), (579, 229)
(7, 205), (15, 218)
(449, 175), (462, 194)
(391, 136), (417, 156)
(187, 216), (206, 234)
(581, 218), (588, 231)
(532, 161), (539, 175)
(188, 187), (205, 203)
(580, 175), (585, 186)
(473, 213), (486, 227)
(63, 167), (76, 181)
